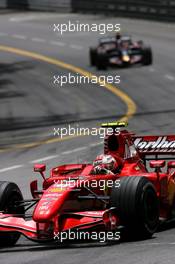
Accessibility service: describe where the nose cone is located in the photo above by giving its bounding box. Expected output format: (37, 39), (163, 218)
(33, 184), (70, 222)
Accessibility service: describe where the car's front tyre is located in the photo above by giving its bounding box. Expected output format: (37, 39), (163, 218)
(96, 53), (108, 70)
(89, 47), (97, 66)
(0, 181), (24, 247)
(142, 46), (153, 65)
(111, 176), (159, 239)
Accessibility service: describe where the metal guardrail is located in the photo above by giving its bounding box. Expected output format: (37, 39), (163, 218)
(0, 0), (71, 12)
(72, 0), (175, 22)
(0, 0), (175, 21)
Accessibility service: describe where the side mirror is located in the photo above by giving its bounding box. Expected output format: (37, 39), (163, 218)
(34, 164), (46, 180)
(150, 160), (165, 170)
(34, 164), (46, 172)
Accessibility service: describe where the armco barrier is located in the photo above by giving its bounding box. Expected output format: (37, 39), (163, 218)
(0, 0), (71, 12)
(0, 0), (175, 22)
(72, 0), (175, 22)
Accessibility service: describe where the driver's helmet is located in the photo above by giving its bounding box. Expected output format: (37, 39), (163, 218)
(93, 154), (118, 172)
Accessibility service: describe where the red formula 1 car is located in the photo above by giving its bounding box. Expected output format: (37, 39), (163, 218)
(90, 35), (152, 70)
(1, 122), (175, 246)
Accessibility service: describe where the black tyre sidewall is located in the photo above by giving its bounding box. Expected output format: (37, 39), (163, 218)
(96, 53), (108, 70)
(0, 181), (24, 247)
(136, 180), (159, 234)
(142, 47), (153, 65)
(111, 176), (159, 238)
(89, 48), (97, 66)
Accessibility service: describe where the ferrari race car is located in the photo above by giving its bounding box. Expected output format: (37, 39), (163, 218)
(89, 35), (153, 70)
(1, 122), (175, 246)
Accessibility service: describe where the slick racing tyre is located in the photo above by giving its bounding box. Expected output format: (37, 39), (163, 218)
(0, 181), (24, 247)
(110, 176), (159, 239)
(142, 46), (153, 65)
(96, 53), (108, 70)
(89, 47), (97, 66)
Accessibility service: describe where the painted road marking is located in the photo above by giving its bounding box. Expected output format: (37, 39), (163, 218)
(165, 74), (175, 81)
(30, 144), (98, 165)
(50, 41), (65, 46)
(30, 143), (101, 165)
(0, 32), (8, 37)
(30, 155), (59, 164)
(134, 242), (175, 246)
(31, 38), (46, 43)
(0, 45), (136, 152)
(1, 32), (81, 49)
(0, 134), (85, 153)
(12, 34), (27, 40)
(70, 44), (83, 50)
(0, 144), (97, 172)
(89, 142), (103, 147)
(62, 146), (88, 155)
(9, 14), (66, 23)
(0, 165), (24, 173)
(149, 67), (156, 72)
(9, 15), (38, 22)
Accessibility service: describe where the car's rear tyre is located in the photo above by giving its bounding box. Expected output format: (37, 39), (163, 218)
(142, 46), (153, 65)
(89, 47), (97, 66)
(96, 53), (108, 70)
(0, 181), (24, 247)
(110, 176), (159, 239)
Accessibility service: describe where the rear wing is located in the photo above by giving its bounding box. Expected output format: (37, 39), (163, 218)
(133, 135), (175, 155)
(99, 37), (116, 44)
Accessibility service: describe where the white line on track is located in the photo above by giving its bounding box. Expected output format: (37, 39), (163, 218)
(0, 32), (8, 37)
(0, 32), (83, 51)
(70, 44), (83, 50)
(30, 155), (59, 164)
(0, 142), (101, 172)
(50, 41), (65, 46)
(9, 14), (66, 23)
(89, 142), (103, 147)
(30, 143), (101, 164)
(165, 74), (175, 81)
(0, 165), (24, 173)
(30, 147), (87, 164)
(12, 34), (27, 40)
(134, 242), (175, 246)
(9, 15), (38, 22)
(31, 38), (46, 43)
(149, 67), (156, 72)
(62, 146), (88, 155)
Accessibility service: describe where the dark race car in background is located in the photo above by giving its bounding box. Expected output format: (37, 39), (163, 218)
(90, 35), (153, 70)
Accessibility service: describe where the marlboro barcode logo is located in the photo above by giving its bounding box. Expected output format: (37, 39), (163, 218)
(134, 136), (175, 152)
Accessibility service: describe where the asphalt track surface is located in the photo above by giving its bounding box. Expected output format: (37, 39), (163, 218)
(0, 11), (175, 264)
